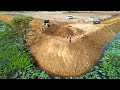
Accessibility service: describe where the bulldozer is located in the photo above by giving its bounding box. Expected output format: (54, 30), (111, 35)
(42, 19), (51, 31)
(42, 20), (51, 32)
(43, 19), (50, 27)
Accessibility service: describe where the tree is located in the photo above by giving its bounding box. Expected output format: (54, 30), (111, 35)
(11, 16), (33, 44)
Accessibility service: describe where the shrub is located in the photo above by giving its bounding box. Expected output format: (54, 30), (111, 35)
(11, 16), (33, 44)
(0, 21), (50, 79)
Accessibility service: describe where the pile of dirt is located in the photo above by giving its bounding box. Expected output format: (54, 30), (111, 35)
(35, 20), (78, 38)
(27, 20), (85, 54)
(53, 27), (74, 38)
(1, 14), (120, 77)
(29, 19), (43, 33)
(29, 17), (120, 77)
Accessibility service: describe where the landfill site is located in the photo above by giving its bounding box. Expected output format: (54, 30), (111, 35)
(1, 11), (120, 77)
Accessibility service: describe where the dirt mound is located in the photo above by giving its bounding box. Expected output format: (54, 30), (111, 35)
(53, 27), (74, 38)
(29, 19), (43, 32)
(1, 14), (120, 77)
(35, 20), (80, 38)
(29, 17), (120, 77)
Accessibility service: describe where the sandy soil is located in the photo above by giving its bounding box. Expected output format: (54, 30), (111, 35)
(0, 12), (120, 77)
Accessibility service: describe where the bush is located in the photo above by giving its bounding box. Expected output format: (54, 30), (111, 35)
(11, 16), (33, 44)
(0, 21), (31, 79)
(0, 21), (50, 79)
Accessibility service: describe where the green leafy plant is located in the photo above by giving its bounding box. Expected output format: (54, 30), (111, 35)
(11, 16), (33, 44)
(0, 21), (50, 79)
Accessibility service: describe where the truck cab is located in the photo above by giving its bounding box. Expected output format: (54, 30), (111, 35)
(93, 16), (101, 24)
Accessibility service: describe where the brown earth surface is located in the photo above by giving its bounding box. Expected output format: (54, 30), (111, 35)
(1, 12), (120, 77)
(27, 15), (120, 77)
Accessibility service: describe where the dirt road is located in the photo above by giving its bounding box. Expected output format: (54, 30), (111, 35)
(2, 11), (119, 23)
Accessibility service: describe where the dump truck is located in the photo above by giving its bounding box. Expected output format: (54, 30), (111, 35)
(89, 16), (101, 24)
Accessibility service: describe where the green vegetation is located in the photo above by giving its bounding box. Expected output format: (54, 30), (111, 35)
(0, 20), (52, 79)
(11, 16), (33, 44)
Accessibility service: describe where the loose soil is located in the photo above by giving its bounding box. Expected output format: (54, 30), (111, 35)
(0, 12), (120, 77)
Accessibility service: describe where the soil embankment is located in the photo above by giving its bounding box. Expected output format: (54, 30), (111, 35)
(1, 14), (120, 77)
